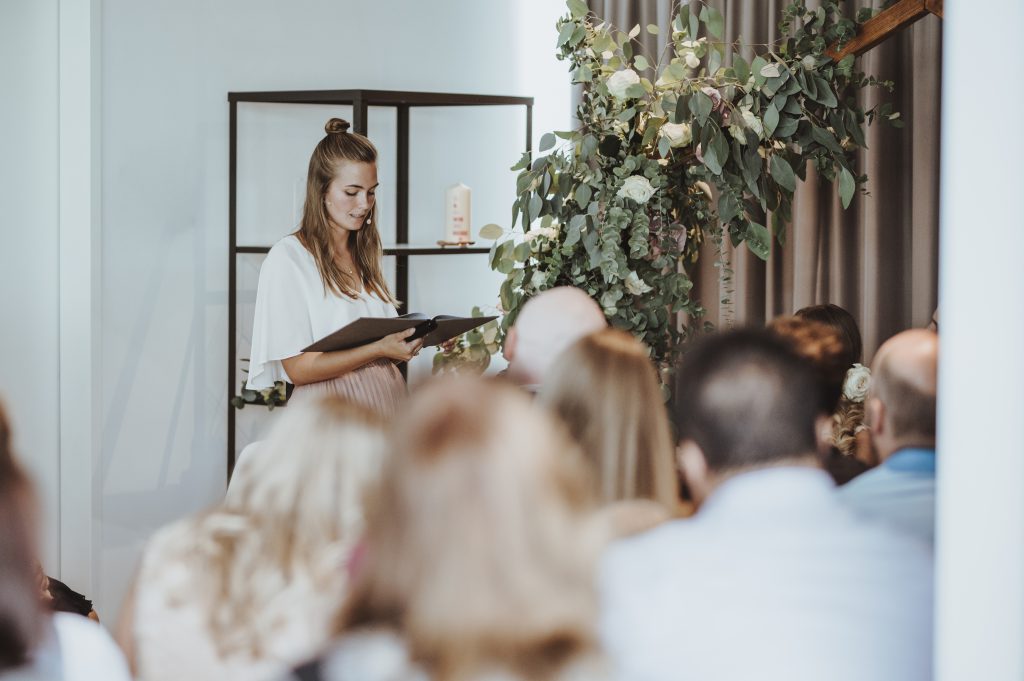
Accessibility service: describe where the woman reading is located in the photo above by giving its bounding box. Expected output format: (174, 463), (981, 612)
(247, 118), (421, 417)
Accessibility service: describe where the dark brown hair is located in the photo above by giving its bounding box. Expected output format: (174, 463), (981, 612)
(795, 303), (862, 366)
(296, 118), (395, 304)
(0, 402), (44, 671)
(674, 329), (821, 473)
(767, 316), (849, 414)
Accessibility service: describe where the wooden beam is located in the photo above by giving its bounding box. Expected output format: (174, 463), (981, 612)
(827, 0), (941, 61)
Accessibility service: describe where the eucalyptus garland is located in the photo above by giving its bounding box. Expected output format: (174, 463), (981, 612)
(436, 0), (899, 375)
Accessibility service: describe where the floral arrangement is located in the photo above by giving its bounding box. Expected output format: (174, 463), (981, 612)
(443, 0), (898, 375)
(231, 359), (289, 410)
(432, 307), (503, 374)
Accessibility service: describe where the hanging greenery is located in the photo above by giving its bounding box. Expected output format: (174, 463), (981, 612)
(436, 0), (899, 375)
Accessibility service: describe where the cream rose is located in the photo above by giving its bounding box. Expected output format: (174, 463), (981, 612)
(660, 122), (693, 147)
(607, 69), (641, 99)
(624, 271), (653, 295)
(843, 363), (871, 402)
(617, 175), (656, 204)
(683, 51), (701, 69)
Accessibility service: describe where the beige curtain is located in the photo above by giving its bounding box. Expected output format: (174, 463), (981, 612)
(587, 0), (941, 359)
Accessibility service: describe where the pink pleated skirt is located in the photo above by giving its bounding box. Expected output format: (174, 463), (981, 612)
(292, 358), (406, 419)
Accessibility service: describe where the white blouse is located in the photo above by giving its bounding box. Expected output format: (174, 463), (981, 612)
(246, 235), (396, 390)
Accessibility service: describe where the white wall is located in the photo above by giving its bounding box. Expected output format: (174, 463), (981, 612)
(98, 0), (571, 619)
(935, 0), (1024, 677)
(0, 0), (61, 572)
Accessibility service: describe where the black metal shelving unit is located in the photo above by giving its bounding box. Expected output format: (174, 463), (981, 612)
(228, 89), (533, 475)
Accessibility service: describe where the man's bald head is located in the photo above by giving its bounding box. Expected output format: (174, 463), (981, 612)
(870, 329), (938, 448)
(504, 287), (607, 386)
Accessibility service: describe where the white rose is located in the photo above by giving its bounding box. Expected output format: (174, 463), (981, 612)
(617, 175), (656, 204)
(624, 271), (653, 295)
(607, 69), (641, 99)
(843, 363), (871, 402)
(683, 51), (701, 69)
(659, 122), (692, 147)
(530, 270), (547, 290)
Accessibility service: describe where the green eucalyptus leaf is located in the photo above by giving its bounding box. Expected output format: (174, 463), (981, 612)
(557, 21), (576, 47)
(527, 194), (542, 222)
(634, 55), (650, 71)
(539, 132), (556, 152)
(479, 224), (504, 240)
(575, 183), (592, 208)
(646, 23), (660, 35)
(733, 54), (750, 83)
(708, 46), (722, 76)
(576, 65), (593, 82)
(769, 154), (796, 192)
(699, 6), (725, 39)
(764, 104), (780, 137)
(810, 76), (837, 107)
(774, 114), (800, 138)
(839, 166), (856, 208)
(624, 83), (646, 98)
(690, 91), (713, 126)
(811, 125), (843, 154)
(565, 214), (585, 248)
(658, 135), (671, 158)
(567, 0), (588, 19)
(718, 191), (741, 223)
(745, 221), (771, 260)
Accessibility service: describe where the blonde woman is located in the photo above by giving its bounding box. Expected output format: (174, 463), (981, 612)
(538, 328), (679, 536)
(290, 379), (609, 681)
(120, 397), (386, 681)
(247, 118), (422, 418)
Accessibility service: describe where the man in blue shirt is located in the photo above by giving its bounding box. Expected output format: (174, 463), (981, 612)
(839, 329), (938, 544)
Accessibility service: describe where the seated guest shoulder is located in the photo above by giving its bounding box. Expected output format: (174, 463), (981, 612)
(598, 468), (933, 681)
(2, 613), (132, 681)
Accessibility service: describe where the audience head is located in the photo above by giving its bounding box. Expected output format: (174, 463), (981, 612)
(298, 117), (393, 303)
(767, 315), (850, 414)
(674, 329), (823, 505)
(503, 287), (607, 386)
(866, 329), (938, 460)
(194, 397), (387, 656)
(0, 402), (44, 671)
(341, 378), (599, 681)
(538, 328), (676, 509)
(795, 303), (863, 365)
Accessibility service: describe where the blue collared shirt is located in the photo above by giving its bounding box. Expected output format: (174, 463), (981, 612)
(838, 447), (936, 545)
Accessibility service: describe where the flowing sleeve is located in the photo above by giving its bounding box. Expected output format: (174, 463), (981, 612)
(246, 243), (314, 390)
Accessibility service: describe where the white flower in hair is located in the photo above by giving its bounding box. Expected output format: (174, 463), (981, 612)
(843, 363), (871, 402)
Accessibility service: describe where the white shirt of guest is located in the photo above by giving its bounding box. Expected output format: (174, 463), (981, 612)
(599, 466), (933, 681)
(247, 234), (396, 390)
(1, 613), (132, 681)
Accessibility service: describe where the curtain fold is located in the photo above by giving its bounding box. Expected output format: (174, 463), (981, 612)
(586, 0), (941, 359)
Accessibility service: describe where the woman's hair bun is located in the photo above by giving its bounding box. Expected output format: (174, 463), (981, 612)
(325, 118), (351, 135)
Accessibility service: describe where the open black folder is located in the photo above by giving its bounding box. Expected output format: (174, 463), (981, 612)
(302, 313), (497, 353)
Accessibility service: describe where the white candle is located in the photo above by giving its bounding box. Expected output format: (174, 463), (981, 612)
(445, 183), (472, 243)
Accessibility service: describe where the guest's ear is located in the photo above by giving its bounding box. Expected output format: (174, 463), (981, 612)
(814, 414), (834, 454)
(503, 326), (517, 363)
(865, 396), (885, 438)
(677, 440), (710, 507)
